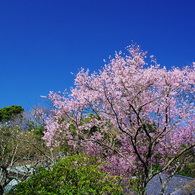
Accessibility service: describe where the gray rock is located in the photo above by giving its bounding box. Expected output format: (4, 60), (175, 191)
(146, 174), (194, 195)
(3, 179), (21, 194)
(7, 165), (34, 176)
(3, 165), (34, 194)
(170, 180), (195, 195)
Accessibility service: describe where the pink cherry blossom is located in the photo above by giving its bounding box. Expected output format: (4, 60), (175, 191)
(43, 45), (195, 193)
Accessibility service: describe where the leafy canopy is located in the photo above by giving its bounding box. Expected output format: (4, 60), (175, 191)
(0, 105), (24, 122)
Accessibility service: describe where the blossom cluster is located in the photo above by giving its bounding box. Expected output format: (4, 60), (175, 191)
(43, 45), (195, 179)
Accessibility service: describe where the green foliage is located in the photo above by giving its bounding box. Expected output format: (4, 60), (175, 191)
(0, 105), (24, 122)
(127, 177), (144, 194)
(27, 120), (45, 137)
(179, 162), (195, 178)
(8, 154), (123, 195)
(33, 125), (45, 137)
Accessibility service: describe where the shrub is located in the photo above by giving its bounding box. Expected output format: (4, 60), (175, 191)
(8, 154), (123, 195)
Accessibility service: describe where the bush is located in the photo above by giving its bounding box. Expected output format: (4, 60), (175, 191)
(8, 154), (123, 195)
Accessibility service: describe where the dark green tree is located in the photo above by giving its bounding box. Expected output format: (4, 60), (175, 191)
(0, 105), (24, 122)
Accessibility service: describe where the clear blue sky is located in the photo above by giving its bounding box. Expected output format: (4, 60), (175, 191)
(0, 0), (195, 111)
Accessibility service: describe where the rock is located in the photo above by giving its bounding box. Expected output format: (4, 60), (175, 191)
(3, 179), (21, 194)
(170, 180), (195, 195)
(7, 165), (34, 176)
(3, 165), (34, 194)
(146, 174), (194, 195)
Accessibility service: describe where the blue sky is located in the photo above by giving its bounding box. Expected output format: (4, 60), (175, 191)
(0, 0), (195, 111)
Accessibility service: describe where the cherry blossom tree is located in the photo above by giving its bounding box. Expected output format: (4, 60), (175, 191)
(43, 45), (195, 194)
